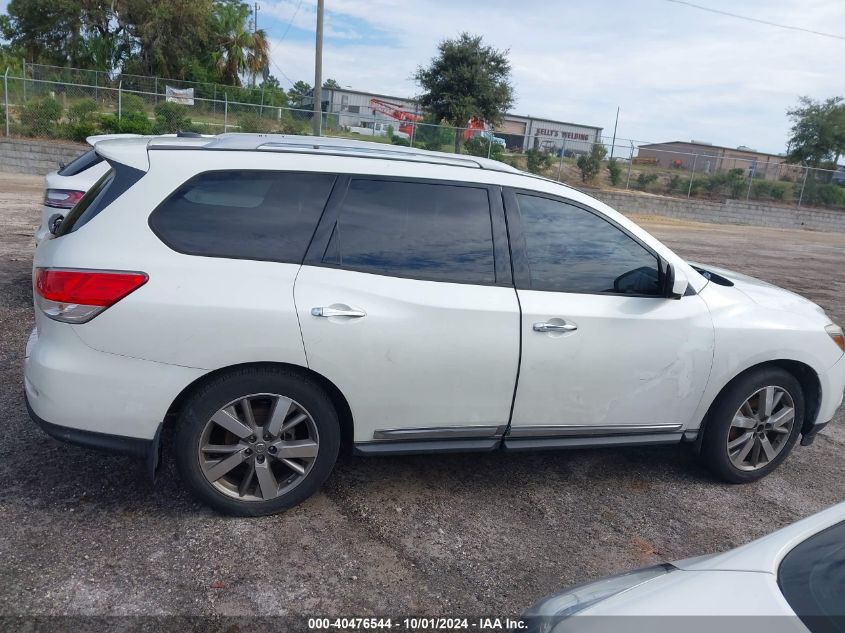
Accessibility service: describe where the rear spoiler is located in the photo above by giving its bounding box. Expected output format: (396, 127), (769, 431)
(87, 136), (152, 172)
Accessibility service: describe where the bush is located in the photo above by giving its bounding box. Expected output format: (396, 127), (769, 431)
(463, 136), (504, 160)
(18, 97), (63, 137)
(635, 173), (659, 190)
(390, 135), (411, 147)
(668, 174), (686, 194)
(576, 143), (607, 182)
(237, 112), (274, 133)
(152, 102), (191, 133)
(62, 99), (100, 142)
(526, 148), (554, 174)
(413, 116), (455, 152)
(750, 180), (774, 200)
(100, 110), (153, 135)
(702, 168), (747, 199)
(120, 93), (147, 116)
(770, 181), (791, 201)
(802, 178), (845, 207)
(606, 159), (622, 186)
(276, 116), (310, 135)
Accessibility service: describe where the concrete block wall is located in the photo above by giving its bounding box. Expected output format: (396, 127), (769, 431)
(1, 138), (843, 233)
(589, 189), (845, 234)
(0, 138), (88, 176)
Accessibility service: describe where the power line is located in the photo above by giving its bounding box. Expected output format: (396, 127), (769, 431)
(664, 0), (845, 41)
(266, 0), (304, 87)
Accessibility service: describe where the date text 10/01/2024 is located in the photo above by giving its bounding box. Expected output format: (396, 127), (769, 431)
(307, 617), (527, 630)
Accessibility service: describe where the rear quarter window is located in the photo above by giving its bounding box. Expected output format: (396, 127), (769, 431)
(55, 161), (145, 236)
(149, 171), (336, 264)
(58, 149), (104, 177)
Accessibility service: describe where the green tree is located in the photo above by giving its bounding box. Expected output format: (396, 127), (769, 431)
(415, 32), (514, 152)
(213, 0), (269, 86)
(786, 96), (845, 170)
(576, 144), (608, 182)
(526, 148), (553, 175)
(606, 159), (622, 186)
(413, 114), (455, 151)
(322, 78), (341, 89)
(287, 80), (313, 108)
(121, 0), (216, 79)
(1, 0), (86, 65)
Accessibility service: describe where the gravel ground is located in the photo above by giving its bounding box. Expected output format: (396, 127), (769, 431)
(1, 172), (843, 626)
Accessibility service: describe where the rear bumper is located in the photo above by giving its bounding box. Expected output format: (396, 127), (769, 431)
(25, 391), (156, 459)
(24, 322), (205, 448)
(25, 392), (162, 477)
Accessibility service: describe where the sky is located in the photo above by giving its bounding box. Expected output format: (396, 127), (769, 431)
(1, 0), (841, 154)
(254, 0), (845, 154)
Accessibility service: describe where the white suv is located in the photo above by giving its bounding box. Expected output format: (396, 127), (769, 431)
(25, 134), (845, 516)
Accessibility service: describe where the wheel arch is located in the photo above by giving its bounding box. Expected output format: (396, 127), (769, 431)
(161, 361), (354, 452)
(697, 359), (821, 449)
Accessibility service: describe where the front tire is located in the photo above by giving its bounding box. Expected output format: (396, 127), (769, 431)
(701, 366), (803, 483)
(174, 367), (340, 516)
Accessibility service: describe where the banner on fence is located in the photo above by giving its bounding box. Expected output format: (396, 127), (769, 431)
(165, 86), (194, 105)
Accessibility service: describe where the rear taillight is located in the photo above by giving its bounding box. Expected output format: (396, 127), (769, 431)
(35, 268), (148, 323)
(43, 189), (85, 209)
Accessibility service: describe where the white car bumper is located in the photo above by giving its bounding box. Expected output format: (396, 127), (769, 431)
(24, 322), (206, 458)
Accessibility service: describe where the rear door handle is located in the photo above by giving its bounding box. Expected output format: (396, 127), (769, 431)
(533, 321), (577, 333)
(311, 306), (367, 318)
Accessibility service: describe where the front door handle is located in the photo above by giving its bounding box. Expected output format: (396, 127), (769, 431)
(311, 306), (367, 318)
(533, 321), (577, 333)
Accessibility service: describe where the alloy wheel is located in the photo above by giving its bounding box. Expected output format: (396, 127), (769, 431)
(727, 386), (795, 471)
(198, 393), (319, 501)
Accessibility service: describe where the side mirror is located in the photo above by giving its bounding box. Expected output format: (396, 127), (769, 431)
(663, 261), (688, 299)
(48, 213), (64, 236)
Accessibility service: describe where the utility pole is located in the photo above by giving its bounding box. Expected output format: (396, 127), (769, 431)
(312, 0), (324, 136)
(252, 3), (260, 86)
(610, 106), (619, 161)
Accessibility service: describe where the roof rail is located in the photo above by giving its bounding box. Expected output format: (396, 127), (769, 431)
(177, 133), (523, 174)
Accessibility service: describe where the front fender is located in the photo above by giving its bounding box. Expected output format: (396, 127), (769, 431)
(689, 283), (838, 431)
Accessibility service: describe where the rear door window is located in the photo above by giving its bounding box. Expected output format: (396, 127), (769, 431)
(150, 171), (336, 263)
(326, 178), (496, 284)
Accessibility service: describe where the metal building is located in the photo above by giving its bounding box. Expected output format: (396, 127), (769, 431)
(637, 140), (801, 181)
(307, 87), (603, 151)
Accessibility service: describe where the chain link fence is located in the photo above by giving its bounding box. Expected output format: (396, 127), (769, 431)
(3, 63), (844, 210)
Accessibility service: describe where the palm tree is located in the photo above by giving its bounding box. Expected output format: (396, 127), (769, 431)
(214, 1), (269, 86)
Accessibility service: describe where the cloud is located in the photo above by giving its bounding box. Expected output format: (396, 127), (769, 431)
(262, 0), (844, 153)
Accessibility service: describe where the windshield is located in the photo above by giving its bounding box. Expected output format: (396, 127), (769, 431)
(778, 520), (845, 633)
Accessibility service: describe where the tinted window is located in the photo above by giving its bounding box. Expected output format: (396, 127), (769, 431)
(779, 520), (845, 633)
(151, 171), (335, 263)
(516, 194), (661, 295)
(329, 179), (495, 284)
(54, 168), (115, 236)
(58, 149), (104, 176)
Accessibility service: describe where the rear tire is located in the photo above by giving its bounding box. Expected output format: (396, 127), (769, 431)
(174, 367), (340, 516)
(701, 366), (803, 483)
